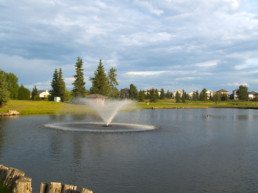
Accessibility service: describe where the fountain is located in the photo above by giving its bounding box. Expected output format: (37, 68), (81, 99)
(44, 97), (156, 133)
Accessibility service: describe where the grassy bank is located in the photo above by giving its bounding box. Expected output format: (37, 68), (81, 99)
(0, 99), (257, 116)
(0, 182), (11, 193)
(138, 99), (258, 109)
(0, 100), (94, 115)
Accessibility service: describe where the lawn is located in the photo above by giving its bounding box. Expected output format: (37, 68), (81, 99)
(0, 99), (257, 116)
(0, 182), (11, 193)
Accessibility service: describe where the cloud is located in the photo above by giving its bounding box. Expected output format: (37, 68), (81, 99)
(133, 0), (163, 16)
(195, 60), (219, 67)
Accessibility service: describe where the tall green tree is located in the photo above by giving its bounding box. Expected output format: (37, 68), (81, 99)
(213, 92), (221, 103)
(90, 59), (110, 96)
(237, 85), (248, 101)
(18, 85), (30, 100)
(166, 90), (172, 98)
(138, 90), (145, 102)
(160, 88), (165, 99)
(108, 67), (119, 98)
(129, 84), (138, 100)
(58, 68), (66, 101)
(5, 73), (19, 99)
(72, 57), (86, 97)
(31, 85), (39, 100)
(175, 91), (181, 103)
(149, 88), (157, 103)
(50, 68), (59, 100)
(0, 71), (9, 107)
(182, 90), (188, 103)
(200, 88), (208, 101)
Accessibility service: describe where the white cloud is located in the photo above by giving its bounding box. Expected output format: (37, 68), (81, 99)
(125, 71), (167, 76)
(133, 0), (163, 16)
(195, 60), (219, 67)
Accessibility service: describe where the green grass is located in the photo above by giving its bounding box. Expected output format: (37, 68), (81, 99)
(0, 99), (257, 116)
(0, 182), (11, 193)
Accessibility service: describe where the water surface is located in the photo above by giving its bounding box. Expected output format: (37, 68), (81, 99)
(0, 108), (258, 193)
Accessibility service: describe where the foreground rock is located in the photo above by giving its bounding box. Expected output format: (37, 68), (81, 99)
(0, 164), (93, 193)
(0, 110), (20, 116)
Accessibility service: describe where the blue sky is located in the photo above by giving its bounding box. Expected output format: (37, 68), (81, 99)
(0, 0), (258, 93)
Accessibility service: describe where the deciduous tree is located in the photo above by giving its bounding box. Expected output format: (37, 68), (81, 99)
(18, 85), (30, 100)
(129, 84), (138, 100)
(237, 85), (248, 101)
(0, 71), (9, 107)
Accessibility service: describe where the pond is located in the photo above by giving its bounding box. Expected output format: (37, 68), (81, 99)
(0, 108), (258, 193)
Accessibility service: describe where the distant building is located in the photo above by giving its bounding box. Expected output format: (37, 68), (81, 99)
(144, 89), (161, 96)
(188, 91), (196, 100)
(38, 90), (50, 100)
(206, 90), (214, 100)
(232, 89), (239, 100)
(87, 94), (107, 106)
(248, 91), (257, 100)
(216, 89), (229, 96)
(173, 90), (183, 98)
(54, 97), (61, 102)
(120, 88), (130, 98)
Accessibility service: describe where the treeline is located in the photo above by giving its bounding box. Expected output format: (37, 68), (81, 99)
(0, 70), (31, 106)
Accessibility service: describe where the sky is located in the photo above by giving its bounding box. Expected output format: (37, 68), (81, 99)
(0, 0), (258, 93)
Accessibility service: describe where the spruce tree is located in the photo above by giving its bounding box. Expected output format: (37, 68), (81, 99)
(160, 88), (165, 99)
(138, 90), (145, 102)
(129, 84), (138, 100)
(72, 57), (86, 97)
(31, 85), (39, 100)
(0, 71), (9, 107)
(90, 59), (110, 96)
(149, 88), (157, 103)
(175, 91), (181, 103)
(58, 68), (66, 101)
(50, 68), (59, 100)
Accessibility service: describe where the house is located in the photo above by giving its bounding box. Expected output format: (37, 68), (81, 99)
(206, 90), (214, 100)
(248, 91), (257, 100)
(232, 89), (239, 100)
(173, 90), (183, 98)
(144, 89), (161, 96)
(38, 90), (50, 100)
(188, 91), (196, 100)
(87, 94), (107, 106)
(120, 88), (130, 98)
(216, 89), (229, 96)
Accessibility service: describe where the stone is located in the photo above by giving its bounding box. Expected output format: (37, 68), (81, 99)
(80, 188), (93, 193)
(13, 176), (32, 193)
(62, 184), (77, 193)
(4, 167), (25, 188)
(47, 182), (62, 193)
(40, 183), (48, 193)
(0, 164), (9, 181)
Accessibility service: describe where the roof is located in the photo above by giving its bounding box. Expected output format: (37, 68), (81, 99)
(217, 89), (228, 92)
(86, 94), (107, 99)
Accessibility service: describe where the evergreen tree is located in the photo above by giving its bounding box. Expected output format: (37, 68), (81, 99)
(50, 68), (59, 101)
(129, 84), (138, 100)
(182, 90), (187, 103)
(149, 88), (157, 103)
(72, 57), (86, 97)
(138, 90), (145, 102)
(166, 90), (171, 98)
(175, 91), (181, 103)
(90, 59), (110, 96)
(58, 68), (66, 101)
(237, 85), (248, 101)
(160, 88), (165, 99)
(108, 67), (119, 98)
(213, 92), (221, 103)
(195, 90), (199, 101)
(31, 85), (39, 100)
(18, 85), (30, 100)
(0, 71), (9, 107)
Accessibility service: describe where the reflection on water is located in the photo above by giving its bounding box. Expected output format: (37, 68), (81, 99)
(0, 108), (258, 193)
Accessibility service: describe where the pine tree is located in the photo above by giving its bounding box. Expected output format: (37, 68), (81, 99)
(160, 88), (165, 99)
(129, 84), (138, 100)
(31, 85), (39, 100)
(138, 90), (145, 102)
(58, 68), (66, 101)
(50, 68), (59, 100)
(0, 71), (9, 107)
(175, 91), (181, 103)
(90, 59), (110, 96)
(18, 85), (30, 100)
(200, 88), (208, 101)
(149, 88), (157, 103)
(72, 57), (86, 97)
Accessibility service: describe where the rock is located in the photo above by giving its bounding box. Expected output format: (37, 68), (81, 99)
(80, 188), (93, 193)
(47, 182), (62, 193)
(0, 164), (9, 181)
(4, 167), (25, 188)
(62, 184), (78, 193)
(13, 176), (32, 193)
